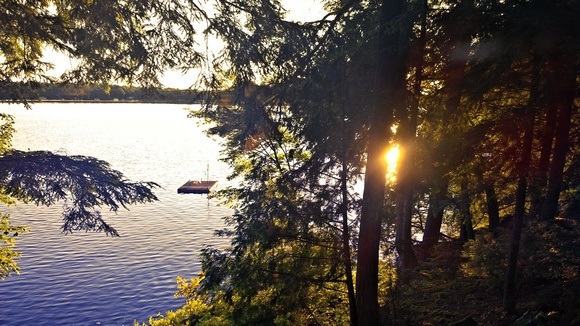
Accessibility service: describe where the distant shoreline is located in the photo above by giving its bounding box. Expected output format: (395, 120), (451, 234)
(4, 99), (200, 105)
(0, 82), (204, 104)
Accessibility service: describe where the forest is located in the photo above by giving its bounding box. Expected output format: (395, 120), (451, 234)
(1, 0), (579, 325)
(0, 82), (201, 103)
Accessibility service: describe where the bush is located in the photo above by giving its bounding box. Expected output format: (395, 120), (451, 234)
(461, 229), (509, 290)
(461, 219), (580, 289)
(143, 276), (232, 326)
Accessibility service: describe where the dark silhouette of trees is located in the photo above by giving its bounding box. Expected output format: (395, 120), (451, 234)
(356, 0), (415, 322)
(191, 0), (578, 323)
(3, 0), (578, 323)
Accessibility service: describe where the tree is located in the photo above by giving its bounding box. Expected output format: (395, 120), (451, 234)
(392, 0), (428, 267)
(434, 0), (579, 313)
(503, 57), (540, 313)
(193, 0), (426, 323)
(1, 0), (203, 97)
(0, 122), (160, 279)
(539, 55), (577, 220)
(3, 0), (578, 322)
(418, 0), (479, 257)
(90, 0), (576, 323)
(194, 84), (361, 324)
(356, 0), (412, 323)
(191, 1), (371, 323)
(0, 119), (160, 278)
(0, 150), (159, 235)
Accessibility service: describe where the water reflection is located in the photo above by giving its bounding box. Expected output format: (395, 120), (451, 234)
(0, 103), (232, 325)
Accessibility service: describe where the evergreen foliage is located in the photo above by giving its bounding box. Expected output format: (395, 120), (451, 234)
(185, 0), (578, 324)
(1, 0), (578, 324)
(185, 0), (578, 323)
(1, 0), (205, 106)
(0, 150), (159, 235)
(0, 0), (191, 279)
(0, 213), (28, 280)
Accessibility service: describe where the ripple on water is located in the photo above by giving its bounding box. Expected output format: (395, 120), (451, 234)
(0, 103), (233, 325)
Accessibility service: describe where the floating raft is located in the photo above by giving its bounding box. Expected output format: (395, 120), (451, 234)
(177, 180), (217, 194)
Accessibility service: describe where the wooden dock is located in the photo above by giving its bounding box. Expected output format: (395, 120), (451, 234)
(177, 180), (217, 194)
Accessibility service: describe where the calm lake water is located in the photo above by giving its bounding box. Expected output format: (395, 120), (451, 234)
(0, 103), (232, 325)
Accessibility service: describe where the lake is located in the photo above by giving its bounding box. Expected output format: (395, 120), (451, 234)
(0, 102), (232, 325)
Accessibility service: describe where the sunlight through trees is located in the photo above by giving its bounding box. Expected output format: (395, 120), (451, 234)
(2, 0), (578, 324)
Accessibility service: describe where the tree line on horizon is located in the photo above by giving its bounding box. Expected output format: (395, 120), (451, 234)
(1, 0), (578, 325)
(0, 82), (206, 103)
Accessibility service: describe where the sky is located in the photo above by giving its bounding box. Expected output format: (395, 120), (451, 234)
(46, 0), (327, 89)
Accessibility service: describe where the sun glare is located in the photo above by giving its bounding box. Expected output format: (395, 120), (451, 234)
(386, 145), (400, 183)
(283, 0), (326, 22)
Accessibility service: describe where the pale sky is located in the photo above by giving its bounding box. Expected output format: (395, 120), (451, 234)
(283, 0), (326, 22)
(46, 1), (327, 89)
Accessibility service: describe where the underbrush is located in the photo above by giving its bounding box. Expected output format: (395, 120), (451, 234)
(387, 219), (579, 325)
(143, 219), (579, 325)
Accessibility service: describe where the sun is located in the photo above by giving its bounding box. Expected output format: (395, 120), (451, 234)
(385, 145), (400, 183)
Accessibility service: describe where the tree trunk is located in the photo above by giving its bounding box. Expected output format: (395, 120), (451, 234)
(341, 114), (357, 326)
(503, 110), (535, 313)
(393, 0), (427, 270)
(459, 177), (475, 241)
(503, 59), (540, 314)
(422, 179), (448, 254)
(342, 178), (357, 326)
(529, 99), (557, 218)
(395, 160), (418, 269)
(395, 118), (418, 269)
(355, 0), (408, 324)
(540, 57), (576, 220)
(356, 127), (389, 326)
(421, 0), (473, 256)
(485, 184), (500, 230)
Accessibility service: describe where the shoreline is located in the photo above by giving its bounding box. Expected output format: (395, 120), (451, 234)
(2, 99), (200, 105)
